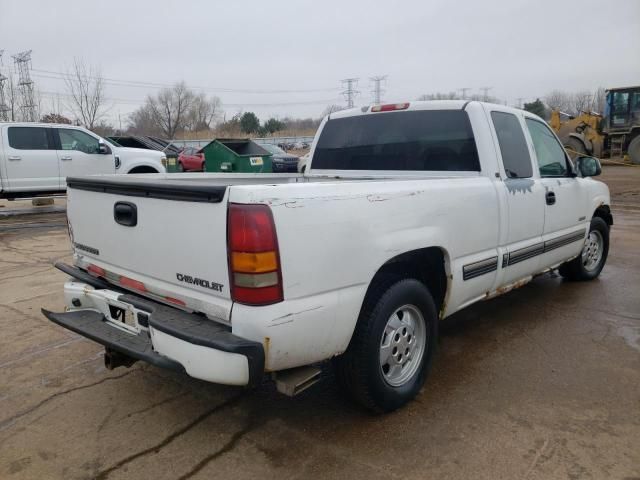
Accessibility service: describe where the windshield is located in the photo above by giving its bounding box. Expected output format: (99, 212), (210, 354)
(102, 137), (119, 148)
(261, 144), (286, 155)
(314, 110), (480, 171)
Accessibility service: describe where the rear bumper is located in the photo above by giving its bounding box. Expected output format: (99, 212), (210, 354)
(42, 268), (264, 387)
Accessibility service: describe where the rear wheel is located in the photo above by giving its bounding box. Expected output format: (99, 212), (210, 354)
(559, 217), (609, 281)
(335, 277), (438, 413)
(628, 135), (640, 165)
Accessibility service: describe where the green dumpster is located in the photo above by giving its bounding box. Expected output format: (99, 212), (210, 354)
(164, 153), (180, 173)
(200, 138), (273, 173)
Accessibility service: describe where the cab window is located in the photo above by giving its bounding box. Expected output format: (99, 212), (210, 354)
(490, 111), (532, 178)
(8, 127), (52, 150)
(57, 129), (101, 154)
(525, 118), (569, 177)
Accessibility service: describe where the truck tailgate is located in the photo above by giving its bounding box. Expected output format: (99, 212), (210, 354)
(66, 177), (232, 323)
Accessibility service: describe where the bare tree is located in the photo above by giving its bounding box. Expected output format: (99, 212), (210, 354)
(64, 58), (108, 129)
(572, 90), (592, 115)
(592, 87), (606, 114)
(418, 92), (461, 100)
(127, 104), (161, 136)
(147, 82), (194, 138)
(322, 104), (345, 116)
(186, 93), (222, 131)
(545, 90), (572, 113)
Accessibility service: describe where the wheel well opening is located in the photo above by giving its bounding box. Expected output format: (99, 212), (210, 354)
(128, 166), (158, 174)
(368, 247), (448, 316)
(594, 205), (613, 226)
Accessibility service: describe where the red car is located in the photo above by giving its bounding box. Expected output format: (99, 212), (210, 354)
(177, 147), (205, 171)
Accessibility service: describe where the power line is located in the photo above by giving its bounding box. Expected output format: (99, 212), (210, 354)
(479, 86), (493, 102)
(29, 68), (340, 95)
(37, 90), (341, 108)
(341, 78), (359, 108)
(370, 75), (387, 104)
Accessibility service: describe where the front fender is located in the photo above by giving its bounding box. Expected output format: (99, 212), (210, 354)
(122, 160), (166, 174)
(587, 179), (611, 222)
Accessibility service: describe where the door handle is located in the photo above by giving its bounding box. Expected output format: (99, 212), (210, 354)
(546, 191), (556, 205)
(8, 155), (21, 161)
(60, 156), (72, 161)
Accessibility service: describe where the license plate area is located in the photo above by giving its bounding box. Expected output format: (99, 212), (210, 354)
(108, 304), (138, 332)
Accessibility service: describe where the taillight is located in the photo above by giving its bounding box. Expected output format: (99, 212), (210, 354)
(371, 102), (410, 112)
(228, 203), (283, 305)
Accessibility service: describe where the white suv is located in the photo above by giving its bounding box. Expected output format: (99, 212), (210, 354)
(0, 122), (166, 199)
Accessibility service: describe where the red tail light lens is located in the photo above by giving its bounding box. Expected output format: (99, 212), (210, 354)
(228, 203), (283, 305)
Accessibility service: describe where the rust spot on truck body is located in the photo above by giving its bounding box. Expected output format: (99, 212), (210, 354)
(485, 276), (531, 300)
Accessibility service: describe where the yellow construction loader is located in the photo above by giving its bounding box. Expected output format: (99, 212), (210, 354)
(550, 86), (640, 164)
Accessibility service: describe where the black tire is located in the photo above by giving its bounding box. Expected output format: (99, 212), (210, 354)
(559, 217), (609, 281)
(564, 137), (587, 159)
(335, 277), (438, 413)
(628, 135), (640, 165)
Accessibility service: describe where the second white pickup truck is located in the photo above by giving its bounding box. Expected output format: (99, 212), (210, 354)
(43, 101), (612, 412)
(0, 122), (167, 199)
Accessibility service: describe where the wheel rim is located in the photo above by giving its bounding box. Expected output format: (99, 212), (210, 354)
(379, 304), (427, 387)
(582, 230), (604, 272)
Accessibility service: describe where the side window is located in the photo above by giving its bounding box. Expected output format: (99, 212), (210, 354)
(490, 111), (533, 178)
(611, 91), (629, 126)
(58, 129), (100, 154)
(7, 127), (51, 150)
(525, 118), (569, 177)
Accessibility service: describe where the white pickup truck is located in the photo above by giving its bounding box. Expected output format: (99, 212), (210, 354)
(0, 122), (167, 199)
(43, 101), (612, 412)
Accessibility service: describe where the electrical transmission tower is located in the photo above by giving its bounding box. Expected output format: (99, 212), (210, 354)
(0, 50), (9, 121)
(458, 87), (470, 100)
(370, 75), (387, 104)
(341, 78), (360, 108)
(479, 86), (493, 102)
(12, 50), (36, 122)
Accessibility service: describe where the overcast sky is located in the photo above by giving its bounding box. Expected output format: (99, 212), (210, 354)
(1, 0), (639, 125)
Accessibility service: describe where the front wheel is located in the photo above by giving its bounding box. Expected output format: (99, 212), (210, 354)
(628, 136), (640, 165)
(559, 217), (609, 281)
(335, 277), (438, 413)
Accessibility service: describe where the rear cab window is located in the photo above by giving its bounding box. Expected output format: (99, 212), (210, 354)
(313, 110), (480, 171)
(490, 111), (532, 178)
(8, 127), (52, 150)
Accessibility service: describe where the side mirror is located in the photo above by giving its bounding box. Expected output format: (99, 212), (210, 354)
(98, 141), (110, 155)
(576, 156), (602, 177)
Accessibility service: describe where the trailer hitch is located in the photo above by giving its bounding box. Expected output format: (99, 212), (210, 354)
(104, 347), (138, 370)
